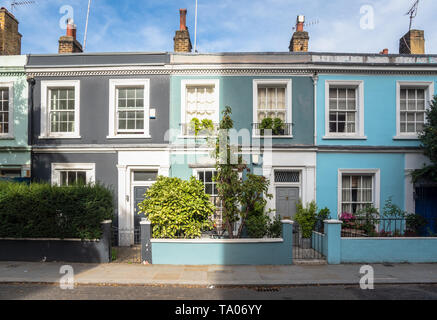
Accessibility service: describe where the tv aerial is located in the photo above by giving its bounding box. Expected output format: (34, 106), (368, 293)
(292, 18), (320, 31)
(10, 0), (35, 13)
(405, 0), (420, 31)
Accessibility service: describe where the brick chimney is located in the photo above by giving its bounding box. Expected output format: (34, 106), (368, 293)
(399, 29), (425, 54)
(0, 7), (22, 55)
(58, 19), (83, 54)
(379, 48), (389, 54)
(173, 9), (192, 53)
(289, 15), (309, 52)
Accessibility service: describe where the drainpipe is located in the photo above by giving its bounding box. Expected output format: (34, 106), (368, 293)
(312, 72), (319, 203)
(27, 75), (35, 180)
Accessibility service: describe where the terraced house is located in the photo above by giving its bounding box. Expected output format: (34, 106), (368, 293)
(0, 9), (30, 180)
(26, 20), (171, 246)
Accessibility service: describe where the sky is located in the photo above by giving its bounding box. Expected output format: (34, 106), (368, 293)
(8, 0), (437, 55)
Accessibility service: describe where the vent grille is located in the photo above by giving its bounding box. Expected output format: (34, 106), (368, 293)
(274, 171), (300, 183)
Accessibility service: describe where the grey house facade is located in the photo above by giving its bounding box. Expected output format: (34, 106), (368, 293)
(26, 53), (171, 246)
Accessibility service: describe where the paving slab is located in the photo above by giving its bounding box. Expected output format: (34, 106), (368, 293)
(0, 262), (436, 286)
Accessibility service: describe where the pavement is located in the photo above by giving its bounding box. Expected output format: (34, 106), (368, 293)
(0, 262), (437, 287)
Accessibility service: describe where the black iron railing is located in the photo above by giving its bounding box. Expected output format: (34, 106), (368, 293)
(252, 123), (293, 137)
(180, 123), (219, 137)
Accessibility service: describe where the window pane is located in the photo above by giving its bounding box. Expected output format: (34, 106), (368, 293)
(134, 171), (158, 182)
(77, 172), (87, 185)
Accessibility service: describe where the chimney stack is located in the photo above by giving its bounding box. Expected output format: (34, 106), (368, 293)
(58, 19), (83, 54)
(0, 7), (22, 55)
(289, 15), (309, 52)
(399, 29), (425, 54)
(174, 9), (192, 53)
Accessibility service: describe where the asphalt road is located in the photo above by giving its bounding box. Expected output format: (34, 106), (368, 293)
(1, 283), (437, 300)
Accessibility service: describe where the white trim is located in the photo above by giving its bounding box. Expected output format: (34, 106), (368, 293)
(0, 81), (14, 139)
(252, 79), (293, 138)
(108, 78), (151, 139)
(180, 79), (220, 136)
(324, 80), (365, 139)
(337, 169), (381, 217)
(40, 80), (81, 139)
(51, 163), (96, 186)
(395, 81), (434, 140)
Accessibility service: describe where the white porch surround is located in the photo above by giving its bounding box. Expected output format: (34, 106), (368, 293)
(117, 150), (170, 246)
(263, 151), (317, 215)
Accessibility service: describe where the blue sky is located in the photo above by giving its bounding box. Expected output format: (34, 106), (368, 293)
(10, 0), (437, 55)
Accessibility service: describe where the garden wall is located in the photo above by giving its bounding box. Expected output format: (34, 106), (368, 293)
(0, 221), (112, 263)
(312, 231), (327, 256)
(144, 221), (293, 265)
(341, 237), (437, 263)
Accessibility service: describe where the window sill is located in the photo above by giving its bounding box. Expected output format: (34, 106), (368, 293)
(393, 135), (419, 140)
(107, 135), (152, 139)
(323, 135), (367, 140)
(252, 135), (294, 139)
(0, 135), (14, 140)
(177, 135), (216, 139)
(39, 135), (82, 140)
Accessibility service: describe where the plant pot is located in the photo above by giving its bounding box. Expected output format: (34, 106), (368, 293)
(300, 238), (311, 249)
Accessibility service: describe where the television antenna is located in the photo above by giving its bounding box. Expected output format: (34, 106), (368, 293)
(194, 0), (198, 53)
(292, 18), (320, 31)
(405, 0), (420, 31)
(10, 0), (35, 13)
(83, 0), (92, 51)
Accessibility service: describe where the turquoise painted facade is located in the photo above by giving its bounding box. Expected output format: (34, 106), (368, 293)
(0, 55), (30, 178)
(315, 72), (437, 217)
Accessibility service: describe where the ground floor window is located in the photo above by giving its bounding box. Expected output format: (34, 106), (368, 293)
(341, 174), (374, 214)
(196, 169), (223, 231)
(51, 163), (95, 186)
(0, 168), (21, 178)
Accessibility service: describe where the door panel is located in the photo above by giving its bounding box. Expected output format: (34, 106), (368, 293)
(134, 186), (149, 227)
(276, 187), (299, 219)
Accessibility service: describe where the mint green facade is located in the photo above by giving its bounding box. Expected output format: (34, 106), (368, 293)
(0, 55), (30, 177)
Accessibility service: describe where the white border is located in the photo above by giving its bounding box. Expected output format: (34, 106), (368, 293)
(337, 169), (380, 217)
(394, 81), (434, 140)
(51, 163), (96, 186)
(180, 79), (220, 137)
(40, 80), (81, 139)
(107, 79), (151, 139)
(324, 80), (366, 140)
(0, 81), (14, 139)
(252, 79), (293, 138)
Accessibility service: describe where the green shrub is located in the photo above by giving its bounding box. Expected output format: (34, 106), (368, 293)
(138, 176), (214, 239)
(268, 215), (283, 238)
(295, 201), (318, 238)
(0, 181), (113, 240)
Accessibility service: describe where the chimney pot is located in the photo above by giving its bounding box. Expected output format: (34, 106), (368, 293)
(180, 9), (187, 31)
(380, 48), (389, 54)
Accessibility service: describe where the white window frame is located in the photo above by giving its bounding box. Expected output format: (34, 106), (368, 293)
(40, 80), (81, 139)
(51, 163), (96, 186)
(108, 79), (151, 139)
(394, 81), (434, 140)
(253, 79), (293, 138)
(337, 169), (380, 218)
(324, 80), (366, 140)
(0, 81), (14, 139)
(180, 79), (220, 137)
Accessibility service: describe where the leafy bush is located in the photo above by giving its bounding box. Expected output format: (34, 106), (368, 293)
(268, 215), (283, 238)
(245, 202), (282, 239)
(0, 181), (113, 240)
(138, 176), (214, 239)
(295, 201), (318, 238)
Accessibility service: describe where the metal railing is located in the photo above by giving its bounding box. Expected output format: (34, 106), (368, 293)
(180, 123), (219, 137)
(293, 219), (325, 261)
(341, 217), (437, 238)
(252, 123), (293, 137)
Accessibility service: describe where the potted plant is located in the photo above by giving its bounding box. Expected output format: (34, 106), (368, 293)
(295, 201), (317, 249)
(259, 117), (273, 136)
(272, 118), (285, 136)
(189, 118), (215, 137)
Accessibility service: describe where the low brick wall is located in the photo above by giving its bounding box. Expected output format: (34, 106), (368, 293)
(0, 221), (112, 263)
(142, 221), (294, 265)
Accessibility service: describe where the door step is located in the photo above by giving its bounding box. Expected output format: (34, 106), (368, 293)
(294, 259), (327, 266)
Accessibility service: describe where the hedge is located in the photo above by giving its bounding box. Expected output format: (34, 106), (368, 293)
(0, 181), (114, 240)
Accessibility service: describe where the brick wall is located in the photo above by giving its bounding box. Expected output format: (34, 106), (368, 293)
(0, 8), (22, 55)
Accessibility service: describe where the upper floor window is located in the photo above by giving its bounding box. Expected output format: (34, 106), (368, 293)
(324, 80), (365, 140)
(0, 82), (14, 139)
(181, 80), (219, 136)
(108, 79), (150, 139)
(40, 80), (80, 139)
(395, 81), (434, 140)
(253, 80), (292, 137)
